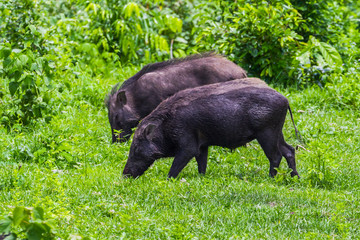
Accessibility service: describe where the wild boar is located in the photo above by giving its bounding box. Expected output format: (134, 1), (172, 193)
(105, 53), (247, 142)
(123, 78), (299, 178)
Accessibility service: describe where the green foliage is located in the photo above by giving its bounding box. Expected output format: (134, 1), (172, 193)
(1, 0), (360, 132)
(0, 0), (188, 130)
(0, 0), (46, 51)
(0, 206), (57, 240)
(0, 44), (56, 127)
(291, 0), (358, 48)
(57, 0), (184, 63)
(1, 0), (360, 238)
(324, 65), (360, 109)
(304, 142), (337, 189)
(192, 0), (353, 85)
(195, 1), (302, 82)
(291, 36), (343, 86)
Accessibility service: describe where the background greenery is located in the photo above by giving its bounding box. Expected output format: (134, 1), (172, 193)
(1, 0), (359, 239)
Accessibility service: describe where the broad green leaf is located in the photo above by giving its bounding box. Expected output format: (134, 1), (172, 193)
(13, 58), (23, 69)
(318, 42), (343, 67)
(43, 219), (57, 231)
(0, 46), (11, 59)
(2, 9), (11, 16)
(12, 206), (26, 226)
(296, 50), (311, 67)
(18, 54), (29, 65)
(85, 3), (98, 15)
(22, 74), (34, 89)
(167, 16), (182, 33)
(33, 207), (44, 220)
(48, 61), (55, 69)
(3, 57), (13, 69)
(9, 81), (20, 96)
(12, 49), (22, 54)
(289, 31), (303, 40)
(26, 223), (46, 240)
(0, 216), (12, 233)
(114, 20), (124, 34)
(250, 48), (258, 57)
(34, 148), (47, 158)
(174, 49), (186, 58)
(260, 67), (267, 77)
(315, 54), (327, 68)
(268, 65), (273, 77)
(31, 62), (39, 72)
(35, 58), (43, 74)
(29, 25), (37, 34)
(175, 37), (187, 44)
(135, 23), (143, 34)
(123, 2), (140, 19)
(309, 35), (319, 47)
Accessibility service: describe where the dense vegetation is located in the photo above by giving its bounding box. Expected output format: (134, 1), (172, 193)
(1, 0), (359, 239)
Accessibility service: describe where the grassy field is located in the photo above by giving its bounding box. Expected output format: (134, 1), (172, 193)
(2, 0), (360, 238)
(1, 68), (359, 239)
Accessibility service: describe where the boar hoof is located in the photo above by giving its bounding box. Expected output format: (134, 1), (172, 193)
(291, 171), (300, 178)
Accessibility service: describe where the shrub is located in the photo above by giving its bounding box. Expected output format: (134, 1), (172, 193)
(0, 44), (56, 128)
(192, 0), (356, 85)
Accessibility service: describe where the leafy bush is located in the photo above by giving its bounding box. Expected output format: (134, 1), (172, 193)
(0, 44), (57, 128)
(291, 35), (343, 87)
(196, 1), (303, 81)
(53, 0), (184, 64)
(324, 65), (360, 109)
(0, 0), (188, 130)
(291, 0), (359, 51)
(192, 0), (351, 85)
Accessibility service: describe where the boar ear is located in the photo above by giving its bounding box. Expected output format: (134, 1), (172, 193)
(144, 124), (156, 141)
(117, 91), (127, 105)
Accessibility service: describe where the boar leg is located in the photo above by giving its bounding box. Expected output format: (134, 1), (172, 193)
(168, 151), (195, 178)
(168, 138), (199, 178)
(195, 146), (208, 174)
(256, 129), (283, 177)
(279, 133), (299, 177)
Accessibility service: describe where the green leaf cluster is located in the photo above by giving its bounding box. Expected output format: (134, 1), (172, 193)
(192, 0), (358, 85)
(0, 206), (56, 240)
(0, 43), (57, 128)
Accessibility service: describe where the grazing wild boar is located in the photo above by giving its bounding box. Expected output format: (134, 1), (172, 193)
(123, 78), (300, 179)
(105, 53), (247, 142)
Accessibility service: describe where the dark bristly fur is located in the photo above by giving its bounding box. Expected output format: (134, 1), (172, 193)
(123, 78), (299, 179)
(120, 52), (219, 89)
(106, 52), (247, 143)
(105, 52), (219, 109)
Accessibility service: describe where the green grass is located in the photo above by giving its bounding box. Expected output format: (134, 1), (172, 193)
(1, 76), (359, 239)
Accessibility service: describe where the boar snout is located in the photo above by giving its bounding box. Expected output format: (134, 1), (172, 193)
(122, 163), (133, 178)
(122, 162), (143, 178)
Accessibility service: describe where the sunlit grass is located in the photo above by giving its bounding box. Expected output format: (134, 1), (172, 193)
(1, 76), (359, 238)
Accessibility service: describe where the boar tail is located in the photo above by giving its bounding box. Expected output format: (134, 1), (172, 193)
(288, 106), (304, 143)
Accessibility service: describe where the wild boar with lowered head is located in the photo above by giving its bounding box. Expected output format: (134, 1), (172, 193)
(105, 53), (247, 142)
(123, 78), (300, 178)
